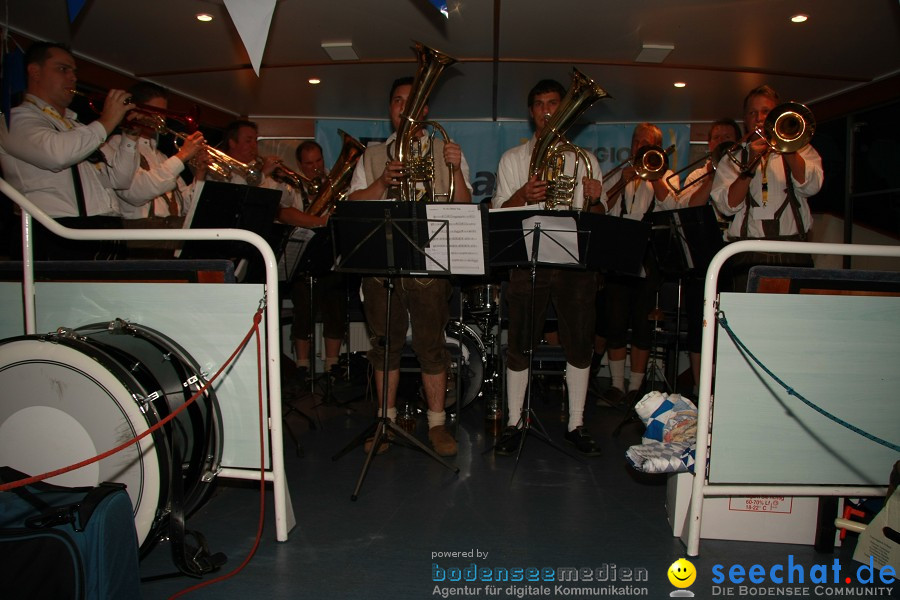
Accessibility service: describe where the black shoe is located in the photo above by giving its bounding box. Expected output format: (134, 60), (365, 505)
(494, 426), (523, 456)
(598, 385), (626, 407)
(327, 364), (345, 384)
(564, 427), (602, 457)
(623, 389), (642, 408)
(295, 366), (309, 385)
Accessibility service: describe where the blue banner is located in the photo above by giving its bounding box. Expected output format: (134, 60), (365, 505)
(316, 120), (690, 204)
(67, 0), (87, 22)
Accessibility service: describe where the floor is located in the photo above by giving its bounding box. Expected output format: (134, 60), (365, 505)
(136, 359), (892, 600)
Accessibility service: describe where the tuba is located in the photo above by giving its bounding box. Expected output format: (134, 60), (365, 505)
(528, 68), (610, 210)
(388, 41), (457, 202)
(305, 130), (366, 217)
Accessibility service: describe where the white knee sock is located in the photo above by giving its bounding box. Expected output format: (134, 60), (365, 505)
(628, 371), (645, 392)
(505, 368), (529, 428)
(566, 363), (590, 432)
(427, 409), (445, 429)
(609, 359), (626, 391)
(377, 406), (397, 422)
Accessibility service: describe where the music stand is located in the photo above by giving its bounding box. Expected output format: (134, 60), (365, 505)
(279, 226), (349, 412)
(487, 209), (605, 472)
(179, 181), (283, 284)
(612, 205), (721, 434)
(329, 201), (486, 500)
(648, 204), (723, 382)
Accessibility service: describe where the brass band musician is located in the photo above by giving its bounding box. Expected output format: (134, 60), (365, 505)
(346, 76), (473, 458)
(492, 78), (604, 457)
(711, 84), (824, 293)
(289, 141), (347, 383)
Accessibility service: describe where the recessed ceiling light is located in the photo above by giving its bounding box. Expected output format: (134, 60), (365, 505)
(791, 14), (808, 23)
(674, 82), (686, 88)
(196, 13), (213, 22)
(309, 78), (321, 85)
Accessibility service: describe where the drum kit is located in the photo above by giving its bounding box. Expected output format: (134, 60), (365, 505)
(438, 280), (505, 424)
(0, 319), (223, 571)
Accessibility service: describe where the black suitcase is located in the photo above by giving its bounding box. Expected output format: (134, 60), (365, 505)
(0, 467), (141, 599)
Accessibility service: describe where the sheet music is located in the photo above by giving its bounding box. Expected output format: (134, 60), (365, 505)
(424, 204), (486, 275)
(279, 227), (317, 281)
(522, 214), (580, 265)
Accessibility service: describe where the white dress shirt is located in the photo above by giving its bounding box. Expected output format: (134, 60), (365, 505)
(0, 94), (138, 217)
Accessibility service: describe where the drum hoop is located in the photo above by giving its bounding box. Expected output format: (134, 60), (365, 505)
(76, 321), (224, 515)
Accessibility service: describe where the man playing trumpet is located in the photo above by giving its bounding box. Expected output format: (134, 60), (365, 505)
(0, 42), (139, 260)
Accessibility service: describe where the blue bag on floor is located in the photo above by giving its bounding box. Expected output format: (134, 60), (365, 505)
(0, 467), (141, 600)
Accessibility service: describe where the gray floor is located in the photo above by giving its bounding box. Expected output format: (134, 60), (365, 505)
(137, 367), (892, 600)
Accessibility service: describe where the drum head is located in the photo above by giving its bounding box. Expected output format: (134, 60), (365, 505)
(0, 336), (168, 549)
(445, 321), (485, 412)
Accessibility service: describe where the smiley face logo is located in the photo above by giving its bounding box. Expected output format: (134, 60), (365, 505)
(667, 558), (697, 588)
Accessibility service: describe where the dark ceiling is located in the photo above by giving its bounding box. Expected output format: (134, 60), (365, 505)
(3, 0), (899, 126)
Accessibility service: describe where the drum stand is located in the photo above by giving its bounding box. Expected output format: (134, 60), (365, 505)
(496, 224), (585, 475)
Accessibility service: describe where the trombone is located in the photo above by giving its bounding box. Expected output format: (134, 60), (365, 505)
(665, 140), (737, 195)
(604, 144), (675, 205)
(726, 102), (815, 175)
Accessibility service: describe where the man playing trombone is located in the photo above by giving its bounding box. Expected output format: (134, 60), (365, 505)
(597, 123), (680, 408)
(710, 84), (823, 292)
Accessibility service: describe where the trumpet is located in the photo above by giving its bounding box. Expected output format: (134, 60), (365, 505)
(604, 144), (675, 204)
(125, 110), (261, 186)
(67, 88), (134, 108)
(726, 102), (815, 174)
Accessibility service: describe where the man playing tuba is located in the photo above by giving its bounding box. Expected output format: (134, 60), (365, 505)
(491, 78), (606, 457)
(346, 75), (473, 457)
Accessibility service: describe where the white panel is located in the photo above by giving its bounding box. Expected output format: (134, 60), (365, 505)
(31, 282), (270, 470)
(710, 292), (900, 485)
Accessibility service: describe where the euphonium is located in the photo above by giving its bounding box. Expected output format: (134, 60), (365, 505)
(389, 41), (457, 202)
(528, 68), (610, 211)
(306, 130), (366, 217)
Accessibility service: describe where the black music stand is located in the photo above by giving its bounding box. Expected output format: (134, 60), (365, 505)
(179, 181), (282, 284)
(648, 204), (723, 382)
(611, 205), (721, 435)
(487, 210), (617, 472)
(279, 227), (349, 412)
(328, 200), (469, 501)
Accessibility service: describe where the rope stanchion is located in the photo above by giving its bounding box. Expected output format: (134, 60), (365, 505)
(168, 308), (269, 599)
(717, 309), (900, 453)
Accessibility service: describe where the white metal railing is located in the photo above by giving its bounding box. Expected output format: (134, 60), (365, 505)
(687, 239), (900, 556)
(0, 177), (295, 542)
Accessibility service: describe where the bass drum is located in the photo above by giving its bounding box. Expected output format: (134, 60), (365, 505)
(444, 321), (485, 413)
(0, 321), (222, 553)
